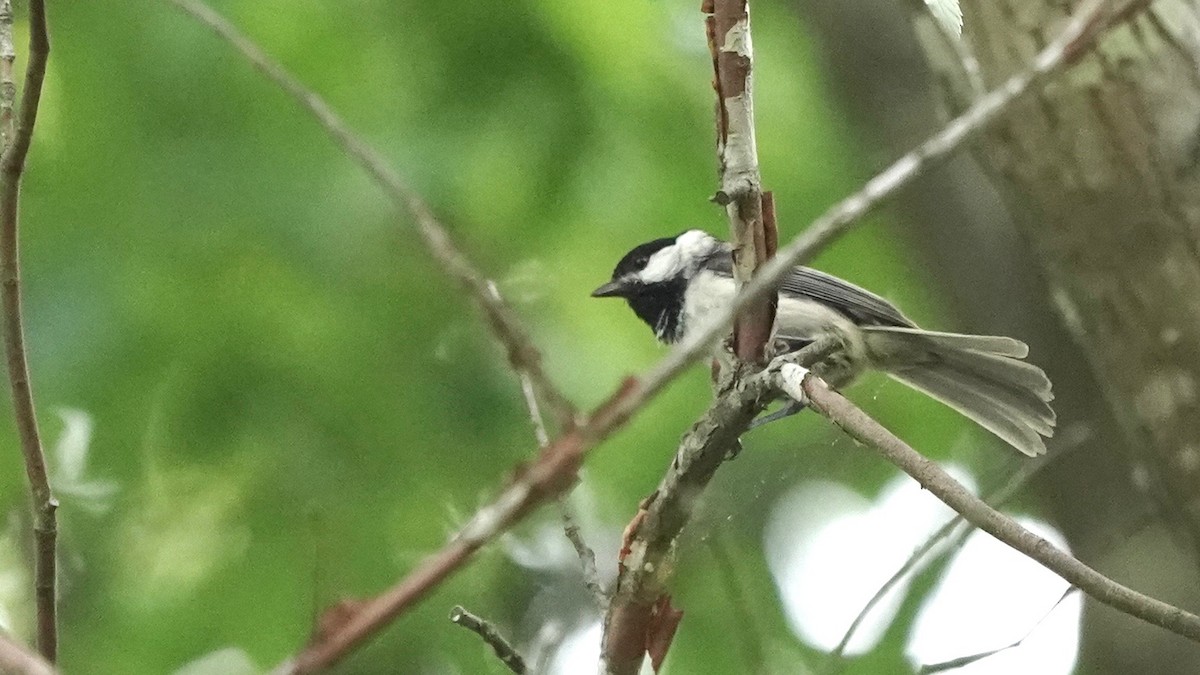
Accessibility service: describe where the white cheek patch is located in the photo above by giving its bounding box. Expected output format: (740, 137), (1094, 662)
(639, 246), (684, 283)
(637, 230), (716, 283)
(676, 230), (713, 259)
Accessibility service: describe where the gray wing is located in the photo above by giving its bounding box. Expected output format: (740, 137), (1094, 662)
(703, 250), (914, 328)
(781, 266), (914, 327)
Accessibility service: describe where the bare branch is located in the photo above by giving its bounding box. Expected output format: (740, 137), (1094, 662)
(705, 0), (776, 364)
(0, 633), (56, 675)
(917, 588), (1077, 674)
(168, 0), (578, 434)
(493, 280), (606, 608)
(791, 370), (1200, 644)
(0, 0), (54, 661)
(558, 499), (606, 609)
(448, 606), (528, 675)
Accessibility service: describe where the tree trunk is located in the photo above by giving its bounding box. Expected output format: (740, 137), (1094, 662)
(918, 0), (1200, 552)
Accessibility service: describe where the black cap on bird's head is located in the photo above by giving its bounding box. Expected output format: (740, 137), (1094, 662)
(590, 235), (677, 299)
(591, 230), (722, 343)
(590, 230), (719, 299)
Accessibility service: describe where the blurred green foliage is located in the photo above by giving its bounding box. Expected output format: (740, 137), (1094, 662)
(0, 0), (1012, 672)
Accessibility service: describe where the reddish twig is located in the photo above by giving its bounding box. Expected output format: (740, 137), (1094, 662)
(276, 382), (637, 674)
(0, 0), (54, 661)
(705, 0), (776, 365)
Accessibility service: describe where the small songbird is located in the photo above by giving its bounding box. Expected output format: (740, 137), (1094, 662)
(592, 230), (1055, 456)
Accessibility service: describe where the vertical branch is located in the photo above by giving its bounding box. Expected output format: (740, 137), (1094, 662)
(0, 0), (15, 145)
(704, 0), (776, 364)
(0, 0), (54, 662)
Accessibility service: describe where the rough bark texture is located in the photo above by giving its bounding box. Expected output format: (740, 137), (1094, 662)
(920, 0), (1200, 551)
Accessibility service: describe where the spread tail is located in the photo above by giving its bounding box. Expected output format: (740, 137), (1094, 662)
(862, 326), (1055, 457)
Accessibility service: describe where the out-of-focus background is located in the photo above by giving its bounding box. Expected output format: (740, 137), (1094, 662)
(0, 0), (1195, 673)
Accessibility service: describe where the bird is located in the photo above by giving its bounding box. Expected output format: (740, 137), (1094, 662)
(591, 229), (1055, 456)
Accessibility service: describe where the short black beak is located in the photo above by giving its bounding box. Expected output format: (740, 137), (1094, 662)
(591, 280), (629, 298)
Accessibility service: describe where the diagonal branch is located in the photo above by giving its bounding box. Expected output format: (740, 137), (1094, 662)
(493, 280), (605, 608)
(448, 606), (528, 674)
(917, 588), (1077, 674)
(0, 0), (55, 662)
(168, 0), (577, 435)
(786, 368), (1200, 643)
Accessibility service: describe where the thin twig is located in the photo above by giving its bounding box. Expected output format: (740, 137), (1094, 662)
(0, 0), (54, 661)
(168, 0), (577, 435)
(917, 587), (1078, 674)
(448, 606), (528, 675)
(0, 633), (56, 675)
(820, 454), (1056, 673)
(496, 280), (606, 609)
(558, 498), (606, 609)
(790, 370), (1200, 643)
(175, 0), (1129, 670)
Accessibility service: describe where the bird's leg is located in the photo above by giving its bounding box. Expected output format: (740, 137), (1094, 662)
(747, 399), (807, 429)
(748, 333), (848, 432)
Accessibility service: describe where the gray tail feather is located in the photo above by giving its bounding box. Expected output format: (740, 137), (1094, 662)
(862, 326), (1055, 457)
